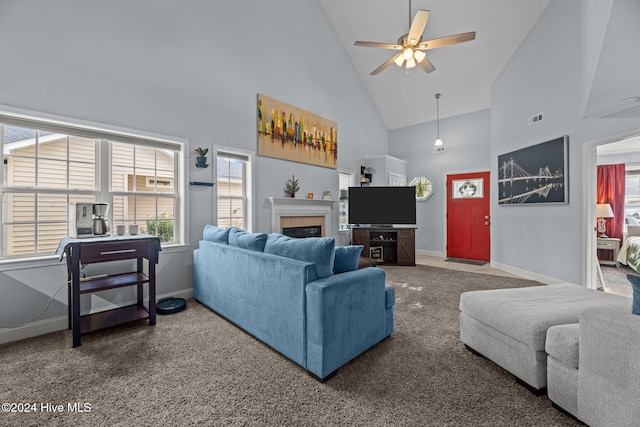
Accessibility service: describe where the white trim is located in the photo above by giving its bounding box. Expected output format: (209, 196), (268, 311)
(582, 128), (640, 290)
(490, 261), (576, 286)
(267, 197), (335, 237)
(0, 104), (189, 259)
(213, 146), (256, 232)
(363, 154), (408, 164)
(0, 287), (193, 345)
(0, 104), (185, 150)
(416, 249), (445, 258)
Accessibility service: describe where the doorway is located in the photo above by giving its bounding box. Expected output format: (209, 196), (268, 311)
(585, 133), (640, 296)
(446, 171), (491, 262)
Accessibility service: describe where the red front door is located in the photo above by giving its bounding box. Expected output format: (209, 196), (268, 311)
(446, 172), (491, 261)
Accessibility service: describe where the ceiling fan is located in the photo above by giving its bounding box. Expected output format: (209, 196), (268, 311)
(354, 0), (476, 75)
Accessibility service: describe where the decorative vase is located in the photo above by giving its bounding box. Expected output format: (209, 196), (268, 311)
(196, 156), (208, 168)
(290, 193), (295, 198)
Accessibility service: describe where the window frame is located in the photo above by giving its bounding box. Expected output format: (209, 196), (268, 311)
(214, 146), (255, 232)
(0, 106), (188, 263)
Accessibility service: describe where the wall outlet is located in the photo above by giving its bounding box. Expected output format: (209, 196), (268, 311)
(510, 250), (516, 258)
(528, 113), (543, 125)
(433, 146), (445, 153)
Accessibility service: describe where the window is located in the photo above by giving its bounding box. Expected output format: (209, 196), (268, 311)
(625, 166), (640, 227)
(216, 150), (251, 230)
(339, 171), (353, 231)
(1, 115), (184, 259)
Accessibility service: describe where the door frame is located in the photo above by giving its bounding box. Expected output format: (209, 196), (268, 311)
(582, 128), (640, 289)
(443, 168), (491, 261)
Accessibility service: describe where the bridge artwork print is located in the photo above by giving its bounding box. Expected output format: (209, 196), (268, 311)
(498, 136), (568, 205)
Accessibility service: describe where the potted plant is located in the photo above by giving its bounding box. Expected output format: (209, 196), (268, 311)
(195, 147), (209, 168)
(284, 175), (300, 198)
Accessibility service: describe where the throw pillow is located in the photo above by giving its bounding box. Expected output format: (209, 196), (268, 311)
(202, 224), (230, 244)
(627, 274), (640, 315)
(333, 245), (364, 274)
(264, 233), (336, 279)
(228, 227), (268, 252)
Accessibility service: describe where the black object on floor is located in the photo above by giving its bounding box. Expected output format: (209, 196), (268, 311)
(445, 258), (487, 266)
(157, 297), (187, 315)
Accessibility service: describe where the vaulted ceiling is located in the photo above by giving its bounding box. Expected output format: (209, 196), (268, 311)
(318, 0), (550, 130)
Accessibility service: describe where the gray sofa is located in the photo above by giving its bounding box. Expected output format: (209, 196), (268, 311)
(460, 283), (639, 426)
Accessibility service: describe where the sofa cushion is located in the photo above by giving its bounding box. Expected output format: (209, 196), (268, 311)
(627, 274), (640, 315)
(203, 224), (230, 244)
(333, 245), (363, 274)
(264, 234), (335, 279)
(545, 323), (579, 369)
(228, 227), (268, 252)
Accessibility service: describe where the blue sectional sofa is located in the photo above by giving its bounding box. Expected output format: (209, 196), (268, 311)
(193, 225), (395, 380)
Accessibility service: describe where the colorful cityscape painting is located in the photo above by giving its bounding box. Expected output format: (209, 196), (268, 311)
(257, 94), (337, 169)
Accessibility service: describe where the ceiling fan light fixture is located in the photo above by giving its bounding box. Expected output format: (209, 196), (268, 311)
(394, 55), (405, 67)
(402, 47), (414, 60)
(414, 50), (426, 63)
(406, 57), (416, 68)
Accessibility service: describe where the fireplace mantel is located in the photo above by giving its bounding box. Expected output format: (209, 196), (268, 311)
(266, 197), (335, 236)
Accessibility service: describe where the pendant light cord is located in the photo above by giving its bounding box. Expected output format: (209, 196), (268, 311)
(436, 93), (441, 139)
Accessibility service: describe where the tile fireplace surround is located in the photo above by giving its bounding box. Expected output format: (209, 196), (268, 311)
(266, 197), (335, 237)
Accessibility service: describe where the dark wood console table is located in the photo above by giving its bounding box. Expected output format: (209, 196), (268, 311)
(352, 227), (416, 266)
(61, 235), (160, 347)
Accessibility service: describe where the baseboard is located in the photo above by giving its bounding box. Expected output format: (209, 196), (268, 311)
(489, 261), (572, 285)
(0, 315), (68, 345)
(416, 249), (445, 258)
(0, 288), (194, 345)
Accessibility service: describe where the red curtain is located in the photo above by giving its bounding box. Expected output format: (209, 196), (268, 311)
(597, 164), (625, 260)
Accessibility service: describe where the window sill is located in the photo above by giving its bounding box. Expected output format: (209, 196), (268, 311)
(0, 243), (190, 272)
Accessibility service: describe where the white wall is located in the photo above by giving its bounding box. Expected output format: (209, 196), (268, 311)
(0, 0), (388, 342)
(389, 109), (491, 255)
(491, 0), (640, 284)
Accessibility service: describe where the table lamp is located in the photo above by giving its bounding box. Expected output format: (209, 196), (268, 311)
(596, 203), (614, 238)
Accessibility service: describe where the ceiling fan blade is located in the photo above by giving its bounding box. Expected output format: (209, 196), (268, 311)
(417, 55), (436, 73)
(407, 10), (430, 46)
(354, 41), (402, 50)
(371, 53), (402, 75)
(417, 31), (476, 50)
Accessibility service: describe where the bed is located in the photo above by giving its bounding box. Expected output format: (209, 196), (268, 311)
(617, 225), (640, 273)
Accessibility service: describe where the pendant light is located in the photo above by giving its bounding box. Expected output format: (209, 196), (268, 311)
(434, 93), (444, 148)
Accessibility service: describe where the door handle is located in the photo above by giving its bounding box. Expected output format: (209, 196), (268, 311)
(485, 222), (490, 226)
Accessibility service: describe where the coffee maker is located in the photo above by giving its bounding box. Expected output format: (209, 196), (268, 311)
(71, 202), (110, 238)
(92, 203), (110, 236)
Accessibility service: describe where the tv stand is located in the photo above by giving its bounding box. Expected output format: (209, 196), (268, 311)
(352, 226), (416, 266)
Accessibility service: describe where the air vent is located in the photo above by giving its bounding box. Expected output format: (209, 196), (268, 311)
(528, 113), (543, 126)
(433, 146), (445, 153)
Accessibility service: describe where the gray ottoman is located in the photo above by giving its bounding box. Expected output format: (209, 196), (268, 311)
(459, 283), (629, 392)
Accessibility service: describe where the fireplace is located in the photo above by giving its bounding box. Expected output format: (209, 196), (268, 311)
(282, 225), (322, 238)
(267, 197), (335, 237)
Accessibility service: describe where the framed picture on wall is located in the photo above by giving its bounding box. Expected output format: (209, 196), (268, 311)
(498, 135), (569, 205)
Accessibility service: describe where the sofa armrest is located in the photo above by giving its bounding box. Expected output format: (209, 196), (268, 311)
(578, 306), (640, 427)
(305, 267), (389, 379)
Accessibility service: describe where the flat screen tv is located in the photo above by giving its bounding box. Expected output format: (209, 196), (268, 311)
(348, 186), (416, 226)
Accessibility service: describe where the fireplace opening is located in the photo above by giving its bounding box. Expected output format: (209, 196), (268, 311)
(282, 225), (322, 238)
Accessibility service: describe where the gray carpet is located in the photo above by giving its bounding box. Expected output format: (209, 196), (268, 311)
(600, 264), (635, 298)
(0, 265), (581, 426)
